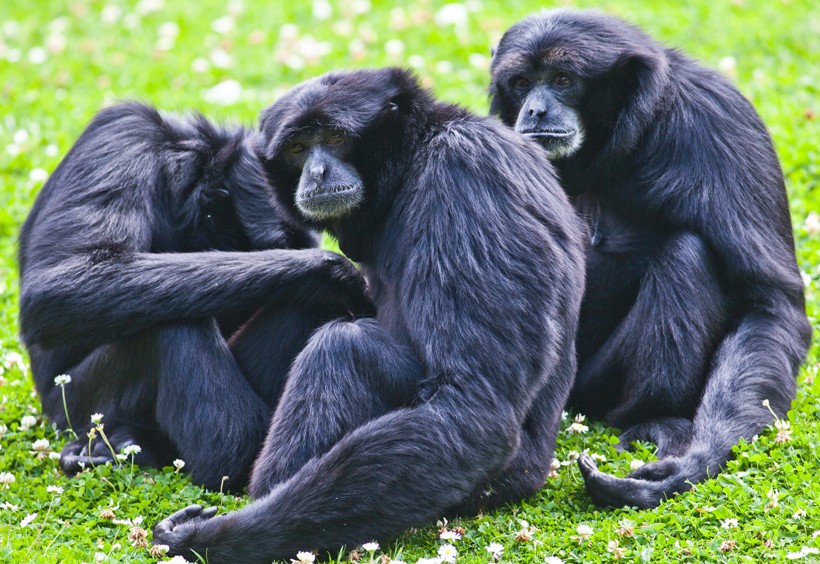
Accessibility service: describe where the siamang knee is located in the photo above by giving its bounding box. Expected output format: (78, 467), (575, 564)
(249, 318), (422, 497)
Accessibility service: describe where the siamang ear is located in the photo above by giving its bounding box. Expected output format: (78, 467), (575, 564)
(605, 50), (670, 157)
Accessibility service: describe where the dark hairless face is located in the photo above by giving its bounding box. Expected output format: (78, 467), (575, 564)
(279, 128), (364, 220)
(497, 63), (586, 159)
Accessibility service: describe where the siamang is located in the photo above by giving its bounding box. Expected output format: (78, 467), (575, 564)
(151, 67), (585, 562)
(489, 9), (812, 508)
(18, 102), (371, 491)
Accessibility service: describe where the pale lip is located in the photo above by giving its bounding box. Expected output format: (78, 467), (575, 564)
(521, 129), (577, 139)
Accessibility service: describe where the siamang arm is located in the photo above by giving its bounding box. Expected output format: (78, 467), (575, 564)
(20, 249), (368, 351)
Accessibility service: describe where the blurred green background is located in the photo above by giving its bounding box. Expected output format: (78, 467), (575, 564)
(0, 0), (818, 562)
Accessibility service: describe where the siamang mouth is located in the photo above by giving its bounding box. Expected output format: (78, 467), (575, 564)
(522, 129), (577, 140)
(298, 184), (359, 202)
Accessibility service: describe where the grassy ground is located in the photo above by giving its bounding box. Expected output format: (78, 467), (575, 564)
(0, 0), (818, 562)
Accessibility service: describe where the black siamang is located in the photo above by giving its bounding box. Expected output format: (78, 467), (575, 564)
(152, 67), (584, 562)
(489, 9), (812, 508)
(19, 102), (370, 491)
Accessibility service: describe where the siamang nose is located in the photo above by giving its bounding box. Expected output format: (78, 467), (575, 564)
(528, 107), (547, 119)
(308, 160), (327, 182)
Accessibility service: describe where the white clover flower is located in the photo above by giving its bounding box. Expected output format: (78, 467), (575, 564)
(0, 472), (15, 486)
(576, 523), (593, 539)
(49, 452), (61, 461)
(101, 5), (122, 24)
(173, 458), (185, 470)
(211, 16), (235, 35)
(291, 551), (315, 563)
(590, 453), (606, 462)
(191, 57), (210, 73)
(385, 39), (404, 58)
(721, 518), (738, 529)
(0, 423), (8, 435)
(568, 421), (589, 433)
(312, 0), (332, 20)
(786, 547), (820, 560)
(0, 502), (20, 511)
(718, 56), (737, 76)
(28, 47), (48, 64)
(468, 53), (489, 70)
(54, 374), (72, 385)
(351, 0), (370, 14)
(122, 444), (142, 456)
(407, 55), (425, 69)
(202, 80), (242, 106)
(12, 130), (29, 145)
(158, 21), (179, 37)
(209, 48), (233, 69)
(545, 557), (565, 564)
(435, 61), (454, 74)
(91, 413), (104, 425)
(801, 272), (811, 287)
(116, 453), (128, 462)
(438, 543), (457, 562)
(46, 485), (64, 495)
(20, 512), (37, 527)
(362, 542), (379, 552)
(793, 509), (807, 519)
(416, 558), (441, 564)
(805, 212), (820, 235)
(630, 459), (645, 471)
(439, 530), (461, 541)
(434, 4), (468, 27)
(486, 542), (504, 556)
(136, 0), (164, 14)
(32, 438), (50, 452)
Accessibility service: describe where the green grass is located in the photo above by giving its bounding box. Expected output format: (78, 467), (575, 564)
(0, 0), (818, 562)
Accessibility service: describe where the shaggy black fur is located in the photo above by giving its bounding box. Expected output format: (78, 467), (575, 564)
(490, 9), (812, 508)
(152, 68), (585, 563)
(19, 102), (370, 491)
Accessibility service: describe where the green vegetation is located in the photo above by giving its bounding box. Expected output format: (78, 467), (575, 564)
(0, 0), (817, 562)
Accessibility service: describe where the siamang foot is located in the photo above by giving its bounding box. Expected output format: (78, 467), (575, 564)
(616, 417), (693, 458)
(578, 453), (692, 509)
(60, 439), (117, 475)
(152, 505), (218, 555)
(60, 427), (160, 476)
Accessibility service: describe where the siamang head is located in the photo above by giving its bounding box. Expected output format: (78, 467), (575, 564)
(169, 118), (314, 252)
(257, 68), (418, 230)
(490, 9), (670, 161)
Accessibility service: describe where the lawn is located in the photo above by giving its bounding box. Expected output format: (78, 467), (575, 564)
(0, 0), (818, 562)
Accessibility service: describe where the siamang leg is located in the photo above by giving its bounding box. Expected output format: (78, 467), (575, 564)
(228, 303), (352, 408)
(49, 331), (177, 476)
(456, 342), (575, 514)
(575, 232), (726, 456)
(153, 320), (272, 492)
(248, 318), (422, 498)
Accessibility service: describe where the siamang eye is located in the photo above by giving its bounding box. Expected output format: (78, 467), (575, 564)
(289, 143), (306, 154)
(326, 132), (345, 145)
(215, 187), (230, 198)
(553, 73), (572, 87)
(513, 77), (530, 88)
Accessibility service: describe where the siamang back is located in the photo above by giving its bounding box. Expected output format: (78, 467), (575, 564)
(152, 68), (585, 563)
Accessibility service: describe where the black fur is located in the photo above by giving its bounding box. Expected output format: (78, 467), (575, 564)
(490, 9), (812, 508)
(19, 102), (371, 490)
(152, 68), (585, 562)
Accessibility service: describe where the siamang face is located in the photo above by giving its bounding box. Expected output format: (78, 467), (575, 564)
(280, 128), (364, 221)
(492, 65), (585, 160)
